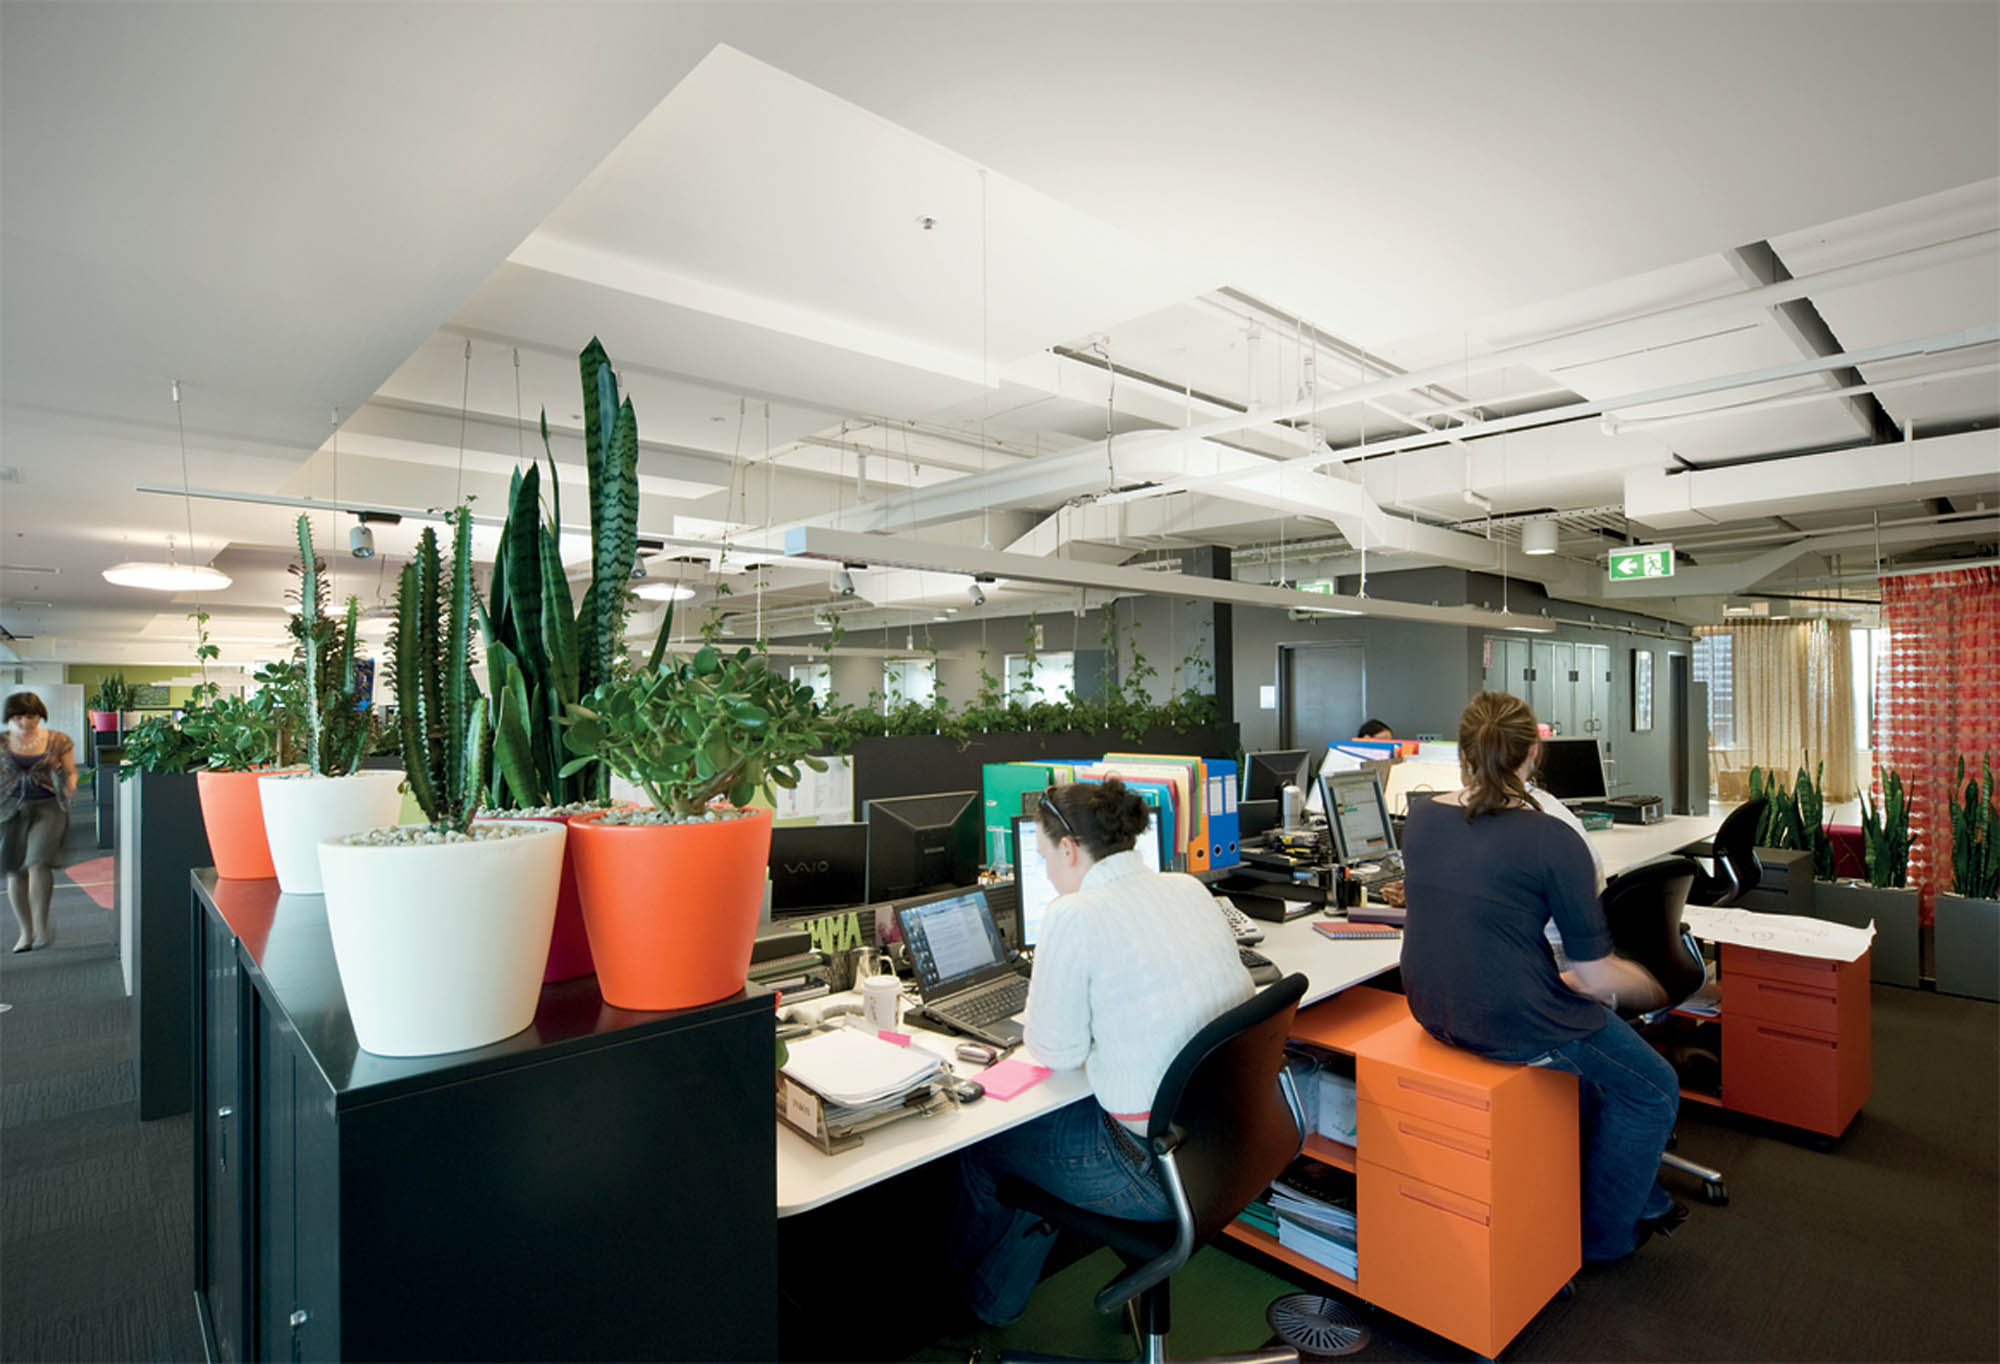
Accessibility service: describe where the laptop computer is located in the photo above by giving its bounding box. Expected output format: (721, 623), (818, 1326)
(895, 886), (1030, 1048)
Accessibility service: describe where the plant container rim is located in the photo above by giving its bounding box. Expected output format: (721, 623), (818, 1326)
(569, 804), (770, 831)
(258, 767), (405, 786)
(319, 818), (564, 855)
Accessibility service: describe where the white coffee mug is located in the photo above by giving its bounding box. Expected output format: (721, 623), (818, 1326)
(860, 974), (902, 1032)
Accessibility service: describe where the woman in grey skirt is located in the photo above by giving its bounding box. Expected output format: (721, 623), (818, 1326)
(3, 692), (77, 951)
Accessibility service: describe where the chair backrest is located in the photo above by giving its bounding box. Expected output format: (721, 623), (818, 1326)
(1707, 797), (1768, 904)
(1146, 973), (1308, 1249)
(1600, 855), (1706, 1009)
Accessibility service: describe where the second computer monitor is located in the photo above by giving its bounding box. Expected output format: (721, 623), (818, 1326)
(1536, 737), (1610, 802)
(1244, 749), (1311, 802)
(864, 790), (982, 902)
(1320, 769), (1397, 864)
(768, 823), (868, 916)
(1011, 808), (1162, 948)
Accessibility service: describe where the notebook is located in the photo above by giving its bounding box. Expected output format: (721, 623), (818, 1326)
(896, 887), (1030, 1048)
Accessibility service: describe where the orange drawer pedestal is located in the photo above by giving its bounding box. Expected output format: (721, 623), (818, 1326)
(1258, 995), (1580, 1362)
(1713, 944), (1872, 1138)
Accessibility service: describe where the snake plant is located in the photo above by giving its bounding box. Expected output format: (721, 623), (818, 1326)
(1859, 768), (1911, 889)
(1948, 754), (1999, 900)
(392, 508), (487, 834)
(480, 338), (638, 808)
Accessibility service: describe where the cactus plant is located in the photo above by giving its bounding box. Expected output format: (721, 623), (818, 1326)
(480, 338), (638, 809)
(1948, 754), (1999, 900)
(392, 508), (487, 834)
(1859, 768), (1911, 889)
(291, 515), (371, 777)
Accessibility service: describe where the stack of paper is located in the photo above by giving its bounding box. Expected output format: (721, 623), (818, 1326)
(1316, 1072), (1358, 1145)
(1269, 1157), (1357, 1278)
(778, 1028), (950, 1148)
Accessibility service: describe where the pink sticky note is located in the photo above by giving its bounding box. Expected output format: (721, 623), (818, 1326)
(876, 1028), (912, 1047)
(978, 1057), (1054, 1100)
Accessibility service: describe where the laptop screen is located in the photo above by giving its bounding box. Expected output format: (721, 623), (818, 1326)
(898, 888), (1009, 996)
(1011, 809), (1162, 948)
(1322, 769), (1397, 864)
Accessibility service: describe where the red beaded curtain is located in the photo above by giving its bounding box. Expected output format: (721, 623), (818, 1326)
(1876, 566), (2000, 922)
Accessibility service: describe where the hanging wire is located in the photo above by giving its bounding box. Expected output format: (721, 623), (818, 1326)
(169, 381), (205, 624)
(980, 167), (993, 550)
(454, 338), (472, 504)
(512, 347), (525, 463)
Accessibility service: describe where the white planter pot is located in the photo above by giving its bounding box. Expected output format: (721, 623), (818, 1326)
(319, 820), (565, 1056)
(258, 770), (406, 894)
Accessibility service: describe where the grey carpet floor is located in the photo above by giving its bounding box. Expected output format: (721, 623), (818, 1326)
(2, 827), (204, 1364)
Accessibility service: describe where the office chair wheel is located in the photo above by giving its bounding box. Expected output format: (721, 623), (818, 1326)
(1700, 1180), (1729, 1205)
(1556, 1278), (1577, 1301)
(1267, 1293), (1370, 1356)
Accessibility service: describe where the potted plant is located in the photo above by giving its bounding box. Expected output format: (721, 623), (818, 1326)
(1811, 766), (1919, 986)
(317, 508), (566, 1056)
(257, 515), (404, 894)
(477, 338), (639, 981)
(1935, 754), (1999, 1001)
(89, 674), (132, 733)
(559, 627), (832, 1011)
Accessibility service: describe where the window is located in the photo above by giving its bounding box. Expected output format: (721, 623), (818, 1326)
(881, 658), (935, 711)
(788, 662), (831, 705)
(1692, 631), (1734, 749)
(1850, 627), (1883, 753)
(1004, 651), (1075, 704)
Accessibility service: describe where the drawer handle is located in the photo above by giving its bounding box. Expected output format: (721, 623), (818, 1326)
(1754, 1024), (1836, 1048)
(1397, 1121), (1491, 1161)
(1395, 1075), (1490, 1113)
(1753, 982), (1835, 1004)
(1397, 1181), (1492, 1227)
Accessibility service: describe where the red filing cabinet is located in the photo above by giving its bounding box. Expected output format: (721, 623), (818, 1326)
(1718, 943), (1871, 1137)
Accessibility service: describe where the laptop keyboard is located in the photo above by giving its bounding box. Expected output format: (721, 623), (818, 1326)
(950, 976), (1031, 1026)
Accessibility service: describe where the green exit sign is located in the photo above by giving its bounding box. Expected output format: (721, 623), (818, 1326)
(1608, 545), (1675, 581)
(1299, 579), (1336, 594)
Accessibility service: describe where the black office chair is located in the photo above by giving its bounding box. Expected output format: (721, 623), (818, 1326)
(996, 974), (1310, 1364)
(1685, 797), (1768, 907)
(1600, 855), (1728, 1205)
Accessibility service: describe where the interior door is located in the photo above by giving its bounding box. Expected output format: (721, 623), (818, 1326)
(1279, 643), (1365, 753)
(1669, 652), (1690, 814)
(1583, 645), (1612, 737)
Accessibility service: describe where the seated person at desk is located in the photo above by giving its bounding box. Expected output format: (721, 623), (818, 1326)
(949, 778), (1254, 1326)
(1400, 692), (1683, 1264)
(1357, 718), (1393, 740)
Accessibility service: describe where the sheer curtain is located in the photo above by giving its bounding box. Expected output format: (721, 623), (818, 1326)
(1877, 566), (2000, 919)
(1718, 619), (1856, 801)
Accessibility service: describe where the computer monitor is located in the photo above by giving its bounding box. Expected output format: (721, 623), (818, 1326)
(1536, 737), (1610, 802)
(1320, 770), (1397, 865)
(1244, 749), (1311, 802)
(864, 790), (982, 902)
(1010, 809), (1163, 948)
(767, 823), (868, 916)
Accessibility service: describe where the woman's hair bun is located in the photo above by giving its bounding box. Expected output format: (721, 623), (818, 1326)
(1090, 776), (1151, 844)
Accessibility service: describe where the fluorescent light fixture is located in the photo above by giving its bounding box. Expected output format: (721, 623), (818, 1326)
(1521, 519), (1559, 556)
(102, 561), (232, 591)
(633, 581), (696, 602)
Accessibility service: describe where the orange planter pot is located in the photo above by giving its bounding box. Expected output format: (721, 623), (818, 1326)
(567, 806), (773, 1011)
(196, 768), (283, 880)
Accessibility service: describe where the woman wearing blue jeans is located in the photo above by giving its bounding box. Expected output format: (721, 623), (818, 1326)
(1400, 692), (1685, 1262)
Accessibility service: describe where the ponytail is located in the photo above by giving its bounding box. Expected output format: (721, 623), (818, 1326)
(1457, 691), (1539, 818)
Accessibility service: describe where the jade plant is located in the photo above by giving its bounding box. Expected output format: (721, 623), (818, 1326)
(1859, 768), (1911, 890)
(290, 515), (371, 776)
(481, 338), (638, 809)
(1948, 754), (1999, 900)
(392, 509), (487, 834)
(558, 617), (831, 818)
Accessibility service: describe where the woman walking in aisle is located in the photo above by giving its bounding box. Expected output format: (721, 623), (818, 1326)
(2, 693), (78, 951)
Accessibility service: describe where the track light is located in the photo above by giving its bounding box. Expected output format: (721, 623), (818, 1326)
(967, 583), (985, 607)
(349, 524), (375, 559)
(834, 569), (856, 597)
(1521, 519), (1558, 556)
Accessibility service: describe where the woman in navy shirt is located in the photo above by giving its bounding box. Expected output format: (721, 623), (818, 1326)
(1401, 691), (1685, 1262)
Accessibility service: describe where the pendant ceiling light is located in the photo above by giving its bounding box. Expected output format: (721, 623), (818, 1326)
(104, 380), (233, 592)
(632, 580), (696, 602)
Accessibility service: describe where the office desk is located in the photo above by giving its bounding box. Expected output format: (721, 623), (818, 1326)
(775, 930), (1404, 1216)
(1590, 812), (1724, 877)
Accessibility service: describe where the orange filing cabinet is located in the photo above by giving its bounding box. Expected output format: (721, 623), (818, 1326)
(1717, 943), (1871, 1137)
(1223, 987), (1579, 1359)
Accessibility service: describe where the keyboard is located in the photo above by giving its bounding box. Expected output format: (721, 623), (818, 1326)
(1238, 946), (1283, 987)
(947, 976), (1031, 1027)
(1214, 895), (1266, 945)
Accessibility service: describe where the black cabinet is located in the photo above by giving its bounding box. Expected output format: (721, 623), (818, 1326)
(128, 769), (211, 1119)
(192, 872), (778, 1362)
(195, 905), (247, 1363)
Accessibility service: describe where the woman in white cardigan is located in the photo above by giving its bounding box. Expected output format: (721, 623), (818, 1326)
(948, 777), (1253, 1327)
